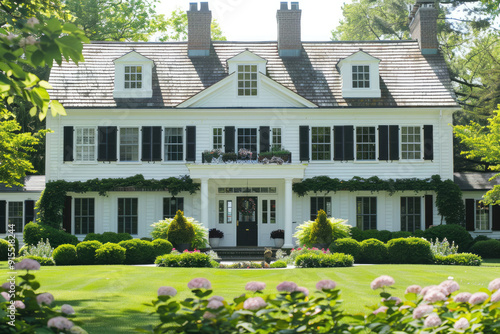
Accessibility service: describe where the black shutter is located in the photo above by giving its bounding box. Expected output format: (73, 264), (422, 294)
(389, 125), (399, 160)
(0, 201), (5, 234)
(24, 200), (35, 226)
(465, 199), (475, 231)
(63, 126), (74, 162)
(344, 126), (354, 161)
(334, 126), (344, 161)
(423, 125), (433, 160)
(97, 126), (117, 161)
(378, 125), (388, 161)
(259, 126), (270, 153)
(425, 195), (433, 229)
(142, 126), (162, 161)
(225, 126), (235, 153)
(299, 126), (309, 162)
(62, 196), (72, 234)
(492, 205), (500, 231)
(186, 126), (196, 162)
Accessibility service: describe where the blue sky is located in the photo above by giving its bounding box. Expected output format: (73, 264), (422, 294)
(157, 0), (353, 41)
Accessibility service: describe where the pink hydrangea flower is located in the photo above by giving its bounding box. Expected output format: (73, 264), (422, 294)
(439, 280), (460, 295)
(413, 305), (434, 319)
(370, 275), (395, 290)
(373, 306), (388, 315)
(424, 314), (442, 328)
(187, 278), (211, 290)
(316, 279), (337, 291)
(453, 292), (471, 303)
(245, 281), (266, 292)
(488, 278), (500, 292)
(14, 300), (25, 309)
(61, 304), (75, 314)
(420, 285), (437, 296)
(37, 293), (54, 306)
(207, 299), (223, 310)
(383, 296), (401, 305)
(277, 281), (298, 293)
(47, 316), (74, 330)
(26, 17), (40, 28)
(469, 292), (489, 305)
(157, 286), (177, 297)
(203, 311), (215, 319)
(491, 290), (500, 303)
(423, 288), (447, 303)
(454, 318), (469, 330)
(15, 258), (40, 271)
(399, 305), (411, 311)
(2, 282), (12, 290)
(296, 287), (309, 296)
(209, 296), (224, 302)
(1, 292), (10, 301)
(243, 297), (267, 310)
(405, 285), (422, 294)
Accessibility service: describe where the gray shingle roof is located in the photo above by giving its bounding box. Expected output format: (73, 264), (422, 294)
(454, 172), (500, 191)
(49, 40), (458, 109)
(0, 175), (45, 193)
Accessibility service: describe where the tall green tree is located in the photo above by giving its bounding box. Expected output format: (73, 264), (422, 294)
(158, 8), (226, 41)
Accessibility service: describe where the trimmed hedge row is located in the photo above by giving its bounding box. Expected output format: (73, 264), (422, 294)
(294, 253), (354, 268)
(14, 255), (55, 266)
(350, 227), (425, 243)
(434, 253), (482, 266)
(469, 239), (500, 258)
(24, 222), (79, 248)
(155, 252), (212, 267)
(83, 232), (133, 244)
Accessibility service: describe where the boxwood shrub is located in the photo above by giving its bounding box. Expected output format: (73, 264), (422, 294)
(14, 255), (55, 266)
(4, 236), (19, 255)
(361, 230), (381, 241)
(76, 240), (103, 265)
(118, 239), (156, 264)
(270, 260), (287, 268)
(469, 239), (500, 258)
(387, 237), (433, 264)
(295, 253), (354, 268)
(349, 227), (363, 241)
(359, 238), (388, 264)
(95, 243), (126, 265)
(434, 253), (482, 266)
(152, 239), (173, 257)
(53, 244), (78, 265)
(155, 252), (211, 267)
(84, 232), (133, 244)
(391, 231), (412, 239)
(0, 239), (11, 261)
(330, 238), (361, 261)
(23, 222), (79, 248)
(423, 224), (473, 252)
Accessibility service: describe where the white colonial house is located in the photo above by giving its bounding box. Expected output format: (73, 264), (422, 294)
(1, 1), (498, 246)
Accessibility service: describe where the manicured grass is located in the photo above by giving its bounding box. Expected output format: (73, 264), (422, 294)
(1, 263), (499, 333)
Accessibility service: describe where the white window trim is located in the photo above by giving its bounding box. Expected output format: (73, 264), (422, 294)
(236, 127), (260, 154)
(337, 51), (381, 98)
(236, 63), (260, 98)
(163, 126), (185, 163)
(310, 126), (332, 162)
(74, 126), (97, 164)
(400, 125), (424, 162)
(354, 126), (378, 162)
(118, 127), (141, 163)
(212, 127), (225, 151)
(474, 200), (491, 232)
(113, 53), (153, 99)
(73, 197), (96, 236)
(271, 127), (283, 150)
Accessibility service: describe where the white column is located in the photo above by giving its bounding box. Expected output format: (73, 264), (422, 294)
(200, 178), (209, 228)
(283, 178), (294, 248)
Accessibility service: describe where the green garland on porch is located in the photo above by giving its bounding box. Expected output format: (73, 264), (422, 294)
(36, 174), (200, 229)
(292, 175), (465, 225)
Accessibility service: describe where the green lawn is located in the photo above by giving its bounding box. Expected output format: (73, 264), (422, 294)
(1, 263), (499, 333)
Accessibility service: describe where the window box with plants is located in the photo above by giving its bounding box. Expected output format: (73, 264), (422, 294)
(208, 228), (224, 248)
(202, 149), (223, 163)
(270, 229), (285, 248)
(258, 148), (291, 164)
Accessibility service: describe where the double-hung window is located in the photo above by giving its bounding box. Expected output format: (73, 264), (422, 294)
(352, 65), (370, 88)
(310, 197), (332, 220)
(401, 126), (422, 160)
(120, 128), (139, 161)
(271, 128), (282, 150)
(8, 202), (23, 233)
(237, 65), (257, 96)
(475, 200), (490, 231)
(218, 200), (233, 224)
(213, 128), (223, 150)
(74, 198), (95, 234)
(311, 127), (331, 161)
(75, 127), (96, 162)
(164, 127), (183, 161)
(124, 65), (142, 89)
(261, 199), (276, 224)
(118, 198), (138, 234)
(237, 128), (257, 154)
(356, 127), (376, 160)
(356, 197), (377, 230)
(400, 197), (421, 232)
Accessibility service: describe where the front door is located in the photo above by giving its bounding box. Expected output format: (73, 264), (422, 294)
(236, 197), (258, 246)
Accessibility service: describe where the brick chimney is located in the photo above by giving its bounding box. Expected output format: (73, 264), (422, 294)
(187, 2), (211, 57)
(409, 0), (438, 54)
(277, 2), (302, 57)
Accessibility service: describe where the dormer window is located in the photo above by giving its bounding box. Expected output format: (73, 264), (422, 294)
(238, 65), (258, 96)
(337, 51), (381, 98)
(113, 51), (153, 98)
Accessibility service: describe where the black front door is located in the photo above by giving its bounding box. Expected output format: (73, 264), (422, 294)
(236, 197), (258, 246)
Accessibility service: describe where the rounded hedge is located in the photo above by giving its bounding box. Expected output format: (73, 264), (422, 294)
(378, 230), (393, 243)
(349, 227), (363, 241)
(23, 222), (79, 248)
(152, 239), (173, 257)
(95, 243), (126, 265)
(391, 231), (412, 239)
(270, 260), (287, 268)
(469, 239), (500, 259)
(361, 230), (380, 241)
(359, 238), (388, 264)
(118, 239), (156, 264)
(0, 239), (10, 261)
(53, 244), (78, 265)
(76, 240), (103, 265)
(423, 224), (473, 252)
(330, 238), (361, 261)
(84, 232), (133, 244)
(387, 237), (433, 264)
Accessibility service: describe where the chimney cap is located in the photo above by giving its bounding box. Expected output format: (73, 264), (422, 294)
(189, 2), (197, 11)
(291, 2), (299, 10)
(200, 2), (209, 11)
(280, 2), (288, 10)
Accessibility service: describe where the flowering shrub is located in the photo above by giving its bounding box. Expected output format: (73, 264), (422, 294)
(0, 259), (87, 333)
(14, 256), (55, 266)
(20, 238), (54, 258)
(423, 224), (473, 252)
(293, 216), (351, 248)
(429, 237), (459, 256)
(281, 246), (331, 264)
(434, 253), (482, 266)
(155, 252), (212, 267)
(295, 252), (354, 268)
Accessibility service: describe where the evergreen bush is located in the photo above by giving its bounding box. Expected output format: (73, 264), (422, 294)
(469, 239), (500, 258)
(155, 252), (212, 267)
(13, 255), (55, 266)
(310, 210), (333, 245)
(387, 237), (433, 264)
(391, 231), (412, 239)
(84, 232), (133, 244)
(152, 239), (173, 257)
(378, 230), (393, 243)
(359, 238), (388, 264)
(423, 224), (473, 252)
(23, 222), (79, 248)
(330, 238), (361, 261)
(53, 244), (78, 265)
(361, 229), (380, 241)
(349, 227), (363, 241)
(434, 253), (482, 266)
(295, 253), (353, 268)
(167, 210), (195, 247)
(270, 260), (287, 268)
(0, 239), (10, 261)
(95, 243), (126, 264)
(118, 239), (156, 264)
(4, 236), (19, 255)
(76, 240), (103, 265)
